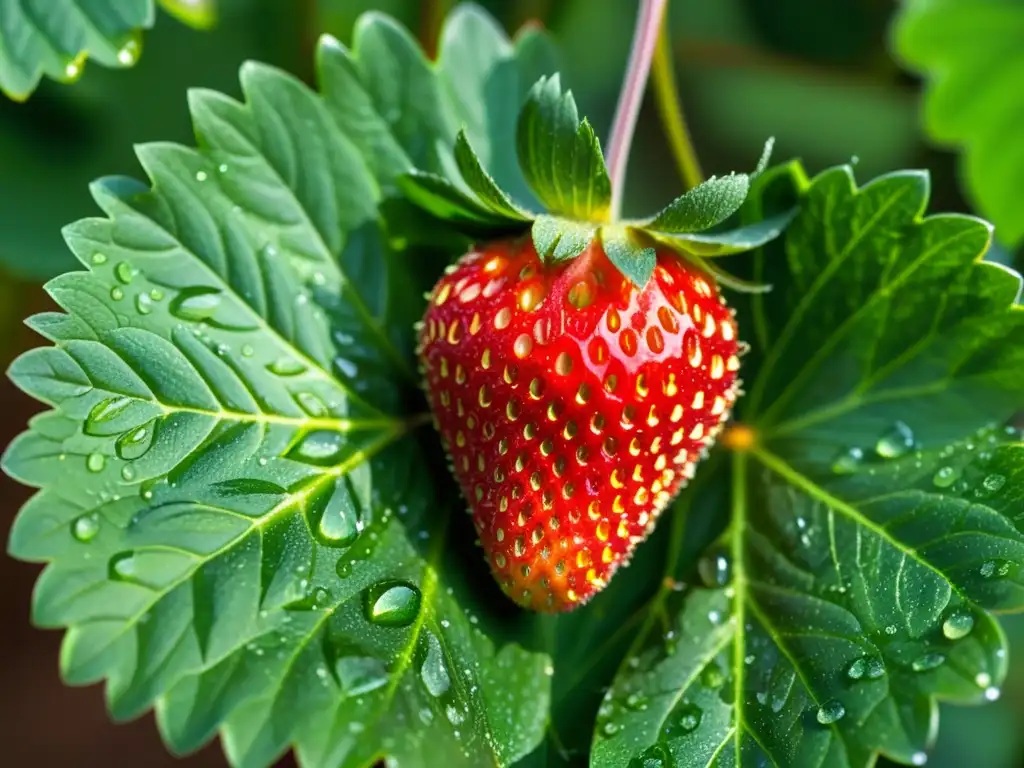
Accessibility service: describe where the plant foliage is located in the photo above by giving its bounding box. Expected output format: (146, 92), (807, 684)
(894, 0), (1024, 249)
(0, 0), (214, 100)
(5, 4), (1024, 768)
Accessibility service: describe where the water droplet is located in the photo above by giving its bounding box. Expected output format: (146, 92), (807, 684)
(985, 686), (1001, 701)
(294, 392), (329, 418)
(624, 692), (648, 711)
(149, 288), (164, 301)
(121, 464), (136, 482)
(816, 699), (845, 724)
(86, 452), (106, 473)
(311, 478), (360, 547)
(981, 474), (1006, 494)
(134, 293), (153, 315)
(911, 752), (928, 766)
(675, 703), (702, 733)
(932, 466), (957, 488)
(91, 252), (108, 265)
(218, 163), (229, 174)
(169, 287), (222, 322)
(85, 397), (132, 435)
(71, 514), (99, 542)
(976, 672), (992, 688)
(697, 548), (731, 587)
(241, 344), (254, 357)
(700, 664), (725, 689)
(980, 560), (997, 578)
(114, 262), (135, 284)
(62, 53), (86, 82)
(365, 581), (421, 627)
(116, 34), (141, 66)
(942, 609), (974, 640)
(832, 447), (863, 474)
(846, 658), (867, 680)
(420, 632), (450, 697)
(445, 704), (465, 725)
(286, 430), (346, 466)
(108, 551), (141, 582)
(333, 655), (388, 696)
(628, 743), (671, 768)
(875, 421), (914, 458)
(602, 721), (619, 736)
(911, 652), (946, 672)
(196, 171), (208, 182)
(267, 357), (307, 376)
(110, 287), (124, 301)
(116, 423), (154, 460)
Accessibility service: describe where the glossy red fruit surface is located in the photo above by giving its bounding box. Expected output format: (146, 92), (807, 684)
(416, 236), (741, 612)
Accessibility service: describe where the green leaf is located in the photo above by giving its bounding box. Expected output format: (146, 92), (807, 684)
(601, 225), (657, 289)
(398, 170), (522, 231)
(159, 0), (216, 31)
(453, 131), (534, 221)
(596, 162), (1024, 766)
(532, 215), (596, 264)
(0, 0), (163, 100)
(516, 74), (612, 222)
(642, 139), (775, 235)
(652, 209), (798, 258)
(4, 12), (553, 768)
(894, 0), (1024, 247)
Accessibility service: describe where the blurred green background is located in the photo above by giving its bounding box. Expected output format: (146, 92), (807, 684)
(0, 0), (1020, 765)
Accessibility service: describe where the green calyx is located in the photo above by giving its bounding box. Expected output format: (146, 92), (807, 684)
(399, 73), (796, 288)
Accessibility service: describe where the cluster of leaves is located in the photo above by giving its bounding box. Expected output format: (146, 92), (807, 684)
(894, 0), (1024, 254)
(5, 3), (1024, 768)
(0, 0), (214, 100)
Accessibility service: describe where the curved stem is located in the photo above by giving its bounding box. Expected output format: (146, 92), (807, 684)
(652, 21), (704, 190)
(606, 0), (668, 219)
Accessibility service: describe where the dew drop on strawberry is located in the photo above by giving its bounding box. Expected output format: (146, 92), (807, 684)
(417, 236), (741, 613)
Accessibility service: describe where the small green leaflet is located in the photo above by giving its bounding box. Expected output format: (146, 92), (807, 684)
(0, 0), (214, 100)
(894, 0), (1024, 249)
(3, 6), (555, 768)
(592, 162), (1024, 767)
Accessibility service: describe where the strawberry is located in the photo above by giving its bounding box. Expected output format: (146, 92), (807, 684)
(416, 235), (741, 612)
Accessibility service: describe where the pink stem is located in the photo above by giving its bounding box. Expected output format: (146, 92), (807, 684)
(606, 0), (668, 220)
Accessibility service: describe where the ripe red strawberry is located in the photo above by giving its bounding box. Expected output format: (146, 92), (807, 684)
(416, 235), (741, 612)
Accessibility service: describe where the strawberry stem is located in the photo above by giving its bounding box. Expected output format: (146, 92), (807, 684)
(651, 20), (704, 191)
(606, 0), (668, 220)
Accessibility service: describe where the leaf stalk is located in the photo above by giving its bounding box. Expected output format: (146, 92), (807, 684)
(606, 0), (668, 219)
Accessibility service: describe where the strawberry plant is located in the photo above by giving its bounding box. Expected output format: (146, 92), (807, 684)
(3, 1), (1024, 767)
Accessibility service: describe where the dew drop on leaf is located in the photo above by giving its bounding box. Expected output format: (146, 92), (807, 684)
(121, 465), (136, 482)
(85, 397), (132, 435)
(169, 287), (223, 322)
(116, 423), (154, 461)
(912, 752), (928, 766)
(846, 657), (867, 680)
(419, 631), (450, 697)
(294, 391), (329, 418)
(267, 357), (308, 377)
(911, 652), (946, 672)
(91, 252), (108, 265)
(110, 287), (124, 301)
(445, 704), (466, 725)
(624, 692), (649, 711)
(241, 344), (254, 357)
(981, 473), (1006, 494)
(108, 551), (139, 582)
(116, 35), (141, 66)
(816, 699), (845, 724)
(365, 581), (421, 627)
(875, 421), (915, 458)
(932, 466), (958, 488)
(71, 514), (99, 542)
(675, 703), (702, 733)
(135, 293), (153, 315)
(700, 663), (725, 689)
(602, 721), (620, 736)
(334, 656), (388, 697)
(831, 447), (863, 474)
(286, 430), (346, 466)
(942, 609), (974, 640)
(627, 743), (672, 768)
(985, 686), (1001, 701)
(697, 547), (731, 587)
(114, 262), (135, 284)
(86, 452), (106, 473)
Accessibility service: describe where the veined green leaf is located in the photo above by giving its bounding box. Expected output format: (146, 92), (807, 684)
(601, 226), (657, 289)
(595, 163), (1024, 766)
(894, 0), (1024, 248)
(0, 0), (150, 99)
(0, 0), (212, 100)
(516, 74), (612, 223)
(3, 12), (553, 768)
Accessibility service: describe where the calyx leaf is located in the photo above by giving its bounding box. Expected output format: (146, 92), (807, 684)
(515, 74), (613, 223)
